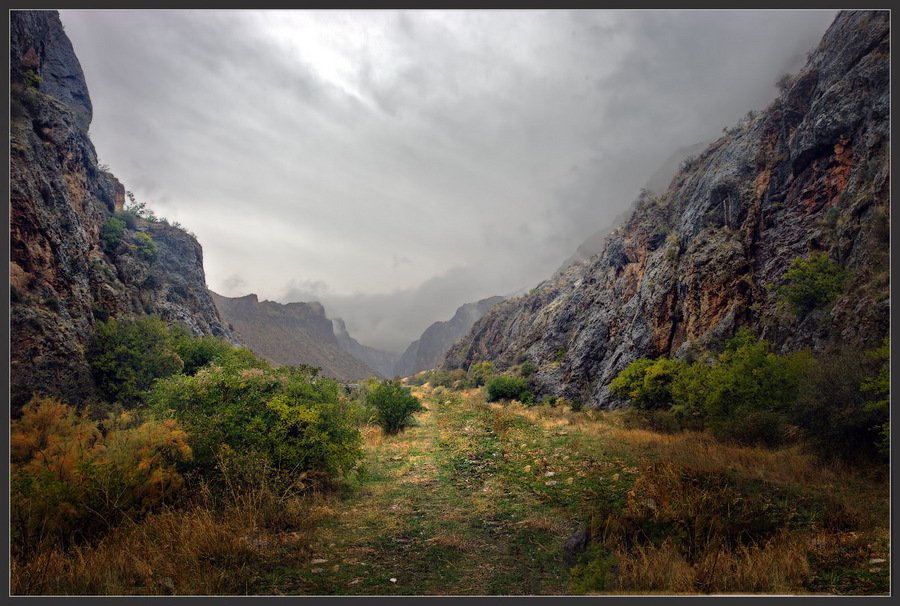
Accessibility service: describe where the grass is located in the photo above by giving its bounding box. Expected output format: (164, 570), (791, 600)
(10, 384), (889, 595)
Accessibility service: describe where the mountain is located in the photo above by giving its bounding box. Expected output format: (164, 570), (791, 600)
(9, 11), (238, 414)
(397, 296), (505, 378)
(210, 293), (379, 381)
(444, 11), (889, 409)
(332, 318), (400, 378)
(555, 140), (713, 276)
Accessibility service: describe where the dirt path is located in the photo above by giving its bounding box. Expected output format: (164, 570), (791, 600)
(264, 389), (620, 595)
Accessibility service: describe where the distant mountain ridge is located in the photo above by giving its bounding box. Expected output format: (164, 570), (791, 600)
(332, 318), (400, 378)
(396, 296), (505, 378)
(210, 292), (380, 381)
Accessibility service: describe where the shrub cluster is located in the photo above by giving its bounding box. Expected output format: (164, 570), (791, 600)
(611, 330), (888, 461)
(365, 379), (426, 434)
(150, 362), (363, 479)
(773, 253), (847, 316)
(10, 397), (192, 553)
(487, 375), (532, 403)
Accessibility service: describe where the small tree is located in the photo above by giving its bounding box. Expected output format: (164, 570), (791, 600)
(100, 217), (126, 251)
(366, 380), (426, 434)
(774, 253), (846, 316)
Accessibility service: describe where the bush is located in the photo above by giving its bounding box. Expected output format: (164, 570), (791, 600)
(166, 324), (234, 376)
(520, 360), (536, 377)
(366, 380), (426, 435)
(774, 253), (847, 316)
(610, 357), (689, 411)
(87, 317), (184, 407)
(100, 217), (126, 251)
(467, 361), (494, 387)
(151, 362), (363, 479)
(132, 232), (158, 261)
(23, 69), (42, 89)
(611, 330), (811, 446)
(790, 345), (888, 462)
(10, 397), (191, 553)
(486, 376), (530, 402)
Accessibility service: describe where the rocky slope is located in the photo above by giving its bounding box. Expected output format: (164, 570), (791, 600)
(9, 10), (237, 414)
(397, 296), (505, 378)
(445, 10), (889, 409)
(332, 318), (399, 379)
(211, 293), (379, 381)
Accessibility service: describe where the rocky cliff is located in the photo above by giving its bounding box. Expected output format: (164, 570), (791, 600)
(9, 10), (237, 413)
(211, 293), (379, 381)
(445, 10), (889, 409)
(397, 296), (505, 378)
(332, 318), (399, 379)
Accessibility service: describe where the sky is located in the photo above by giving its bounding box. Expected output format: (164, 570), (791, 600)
(59, 9), (837, 353)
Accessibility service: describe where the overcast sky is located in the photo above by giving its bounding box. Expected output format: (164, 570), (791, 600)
(59, 9), (837, 352)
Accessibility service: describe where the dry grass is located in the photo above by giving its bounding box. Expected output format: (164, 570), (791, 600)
(10, 480), (332, 595)
(612, 531), (811, 594)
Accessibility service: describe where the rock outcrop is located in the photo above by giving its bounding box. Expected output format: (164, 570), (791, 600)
(445, 11), (889, 409)
(398, 296), (504, 378)
(211, 293), (379, 381)
(9, 10), (237, 413)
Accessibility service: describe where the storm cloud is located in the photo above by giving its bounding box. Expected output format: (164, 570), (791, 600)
(60, 9), (837, 352)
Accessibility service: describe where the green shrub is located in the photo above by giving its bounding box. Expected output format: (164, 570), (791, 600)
(486, 376), (529, 402)
(151, 362), (363, 479)
(132, 232), (157, 261)
(114, 209), (139, 229)
(100, 216), (126, 251)
(774, 253), (847, 316)
(611, 330), (811, 446)
(366, 380), (426, 435)
(87, 316), (184, 407)
(166, 324), (234, 376)
(467, 361), (494, 387)
(23, 69), (42, 89)
(520, 360), (536, 377)
(790, 345), (888, 463)
(610, 357), (689, 411)
(861, 339), (889, 457)
(555, 346), (568, 362)
(570, 542), (616, 594)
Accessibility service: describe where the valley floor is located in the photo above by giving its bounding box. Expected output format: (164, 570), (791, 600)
(250, 386), (890, 596)
(12, 385), (889, 596)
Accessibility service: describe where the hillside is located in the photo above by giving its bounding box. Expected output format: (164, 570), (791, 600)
(211, 292), (379, 381)
(396, 296), (505, 378)
(445, 10), (889, 409)
(9, 11), (237, 414)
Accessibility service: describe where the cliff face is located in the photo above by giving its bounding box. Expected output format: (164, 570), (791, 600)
(9, 10), (237, 413)
(398, 296), (505, 378)
(445, 11), (889, 409)
(211, 293), (379, 381)
(332, 318), (399, 379)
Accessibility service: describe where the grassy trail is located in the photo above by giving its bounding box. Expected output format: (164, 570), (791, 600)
(246, 386), (889, 596)
(259, 387), (632, 595)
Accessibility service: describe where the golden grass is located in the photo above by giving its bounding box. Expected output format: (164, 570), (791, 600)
(10, 482), (332, 595)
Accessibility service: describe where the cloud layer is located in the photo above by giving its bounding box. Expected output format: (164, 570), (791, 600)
(60, 9), (837, 352)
